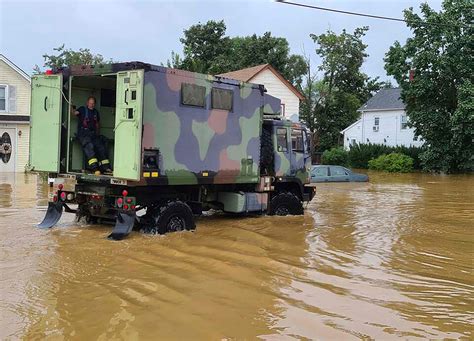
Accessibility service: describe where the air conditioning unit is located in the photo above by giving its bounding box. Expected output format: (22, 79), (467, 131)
(373, 126), (379, 132)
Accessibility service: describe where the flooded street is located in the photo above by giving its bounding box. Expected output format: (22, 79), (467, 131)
(0, 172), (472, 339)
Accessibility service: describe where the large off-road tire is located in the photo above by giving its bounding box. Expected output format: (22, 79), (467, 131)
(268, 192), (304, 216)
(143, 200), (196, 235)
(260, 127), (274, 174)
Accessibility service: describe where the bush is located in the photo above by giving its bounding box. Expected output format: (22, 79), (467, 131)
(348, 143), (424, 169)
(368, 153), (414, 172)
(321, 147), (349, 166)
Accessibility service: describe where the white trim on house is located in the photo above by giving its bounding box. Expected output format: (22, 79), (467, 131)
(340, 119), (362, 134)
(0, 55), (31, 83)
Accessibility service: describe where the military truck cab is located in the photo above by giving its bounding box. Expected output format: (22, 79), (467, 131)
(31, 62), (314, 240)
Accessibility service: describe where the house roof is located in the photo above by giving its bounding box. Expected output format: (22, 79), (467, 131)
(359, 88), (404, 111)
(217, 64), (304, 100)
(0, 54), (30, 82)
(340, 118), (361, 134)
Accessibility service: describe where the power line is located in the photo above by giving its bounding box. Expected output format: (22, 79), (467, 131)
(275, 0), (406, 23)
(275, 0), (470, 28)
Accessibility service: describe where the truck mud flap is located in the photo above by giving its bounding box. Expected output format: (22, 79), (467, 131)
(107, 212), (136, 241)
(38, 202), (63, 229)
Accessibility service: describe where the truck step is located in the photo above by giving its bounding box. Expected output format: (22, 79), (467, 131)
(107, 212), (136, 241)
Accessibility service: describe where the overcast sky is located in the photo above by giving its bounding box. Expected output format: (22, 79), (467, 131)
(1, 0), (441, 81)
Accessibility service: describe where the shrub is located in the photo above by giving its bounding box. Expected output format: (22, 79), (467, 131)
(348, 143), (424, 169)
(321, 147), (349, 166)
(368, 153), (414, 172)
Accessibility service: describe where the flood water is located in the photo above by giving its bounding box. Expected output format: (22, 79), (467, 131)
(0, 172), (472, 340)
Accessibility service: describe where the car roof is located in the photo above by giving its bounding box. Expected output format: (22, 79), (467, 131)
(312, 165), (343, 167)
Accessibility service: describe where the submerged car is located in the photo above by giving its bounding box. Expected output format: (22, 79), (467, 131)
(311, 165), (369, 183)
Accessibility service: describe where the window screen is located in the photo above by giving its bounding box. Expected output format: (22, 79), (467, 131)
(181, 83), (206, 108)
(276, 128), (288, 152)
(291, 129), (304, 152)
(212, 87), (233, 111)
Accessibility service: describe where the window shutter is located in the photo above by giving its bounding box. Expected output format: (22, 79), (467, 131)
(8, 86), (17, 113)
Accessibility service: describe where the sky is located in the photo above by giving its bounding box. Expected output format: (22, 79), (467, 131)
(0, 0), (442, 81)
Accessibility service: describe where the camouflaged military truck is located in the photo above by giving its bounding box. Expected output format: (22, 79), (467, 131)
(30, 62), (314, 240)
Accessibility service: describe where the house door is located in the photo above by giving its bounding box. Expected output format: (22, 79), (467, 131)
(0, 128), (16, 172)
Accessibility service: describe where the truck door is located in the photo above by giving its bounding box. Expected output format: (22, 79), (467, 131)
(290, 128), (305, 176)
(29, 74), (63, 172)
(113, 70), (144, 180)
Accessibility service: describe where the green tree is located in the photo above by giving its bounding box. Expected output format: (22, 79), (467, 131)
(34, 44), (111, 73)
(301, 27), (384, 151)
(178, 20), (232, 74)
(170, 20), (307, 87)
(384, 0), (474, 172)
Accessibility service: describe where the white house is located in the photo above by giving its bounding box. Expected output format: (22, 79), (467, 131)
(0, 54), (31, 172)
(217, 64), (304, 122)
(341, 88), (423, 149)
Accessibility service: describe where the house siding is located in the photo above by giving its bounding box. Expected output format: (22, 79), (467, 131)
(343, 109), (424, 149)
(0, 60), (30, 116)
(0, 58), (31, 172)
(250, 69), (300, 121)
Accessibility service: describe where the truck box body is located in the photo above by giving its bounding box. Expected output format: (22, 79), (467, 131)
(142, 66), (263, 185)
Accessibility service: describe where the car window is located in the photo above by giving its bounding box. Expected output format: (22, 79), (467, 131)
(330, 166), (347, 176)
(313, 167), (328, 176)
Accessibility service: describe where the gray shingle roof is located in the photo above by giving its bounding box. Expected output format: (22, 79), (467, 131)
(359, 88), (405, 111)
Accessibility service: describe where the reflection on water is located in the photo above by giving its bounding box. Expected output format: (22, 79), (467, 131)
(0, 172), (472, 339)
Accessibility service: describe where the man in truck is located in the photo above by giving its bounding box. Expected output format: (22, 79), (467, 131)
(73, 96), (112, 175)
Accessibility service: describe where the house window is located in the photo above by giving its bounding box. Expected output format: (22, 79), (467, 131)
(291, 128), (304, 152)
(211, 87), (233, 111)
(373, 117), (380, 132)
(0, 85), (6, 112)
(401, 115), (408, 129)
(280, 103), (285, 116)
(350, 138), (356, 146)
(276, 128), (288, 152)
(181, 83), (206, 108)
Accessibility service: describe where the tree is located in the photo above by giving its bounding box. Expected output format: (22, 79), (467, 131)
(178, 20), (231, 74)
(384, 0), (473, 172)
(301, 27), (384, 151)
(169, 20), (307, 88)
(34, 44), (112, 73)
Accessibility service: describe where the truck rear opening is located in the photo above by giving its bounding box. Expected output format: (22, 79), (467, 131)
(29, 65), (144, 181)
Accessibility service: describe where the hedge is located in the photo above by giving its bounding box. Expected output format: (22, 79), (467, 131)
(368, 153), (414, 173)
(348, 143), (424, 169)
(321, 147), (349, 166)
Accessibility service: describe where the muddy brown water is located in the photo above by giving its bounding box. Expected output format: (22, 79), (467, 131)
(0, 172), (472, 340)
